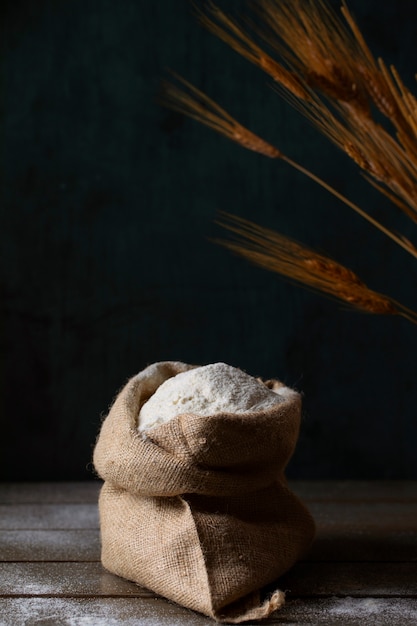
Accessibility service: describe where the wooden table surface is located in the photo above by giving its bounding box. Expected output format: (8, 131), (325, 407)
(0, 481), (416, 625)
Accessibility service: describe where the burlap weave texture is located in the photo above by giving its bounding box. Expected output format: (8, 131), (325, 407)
(93, 361), (315, 622)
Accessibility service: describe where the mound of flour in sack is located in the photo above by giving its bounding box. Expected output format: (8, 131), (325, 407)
(138, 362), (292, 432)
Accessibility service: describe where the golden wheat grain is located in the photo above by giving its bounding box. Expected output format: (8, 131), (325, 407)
(159, 75), (280, 159)
(216, 213), (417, 323)
(194, 1), (417, 224)
(193, 2), (310, 101)
(255, 0), (371, 111)
(161, 75), (417, 259)
(161, 0), (417, 322)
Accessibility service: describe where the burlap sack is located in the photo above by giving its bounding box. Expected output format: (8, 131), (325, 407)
(93, 361), (315, 623)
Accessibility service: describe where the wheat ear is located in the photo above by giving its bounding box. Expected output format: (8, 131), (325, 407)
(216, 213), (417, 324)
(198, 1), (417, 224)
(159, 76), (417, 260)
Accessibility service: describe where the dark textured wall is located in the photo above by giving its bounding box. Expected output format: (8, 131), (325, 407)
(2, 0), (417, 480)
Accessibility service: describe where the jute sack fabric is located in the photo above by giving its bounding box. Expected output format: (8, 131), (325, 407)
(93, 361), (315, 623)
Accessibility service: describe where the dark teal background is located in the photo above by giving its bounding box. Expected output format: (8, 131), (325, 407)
(2, 0), (417, 480)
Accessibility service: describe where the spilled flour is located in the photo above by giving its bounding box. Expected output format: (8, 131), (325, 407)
(138, 362), (290, 432)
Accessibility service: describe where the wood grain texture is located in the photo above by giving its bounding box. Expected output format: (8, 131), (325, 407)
(306, 528), (417, 562)
(292, 481), (417, 502)
(1, 597), (417, 626)
(2, 479), (417, 502)
(1, 561), (416, 598)
(280, 562), (417, 597)
(0, 504), (99, 530)
(0, 530), (100, 561)
(1, 481), (416, 625)
(0, 482), (102, 504)
(0, 563), (147, 597)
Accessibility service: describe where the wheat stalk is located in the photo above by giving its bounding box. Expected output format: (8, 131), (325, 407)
(195, 0), (417, 224)
(160, 75), (417, 260)
(160, 0), (417, 323)
(216, 213), (417, 324)
(159, 74), (280, 158)
(192, 2), (311, 101)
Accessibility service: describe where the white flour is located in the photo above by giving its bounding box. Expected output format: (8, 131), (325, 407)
(138, 362), (289, 432)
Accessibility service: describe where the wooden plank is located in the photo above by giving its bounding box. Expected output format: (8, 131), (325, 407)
(0, 530), (100, 561)
(2, 497), (415, 532)
(280, 561), (417, 597)
(1, 527), (413, 564)
(0, 482), (102, 504)
(2, 480), (416, 504)
(0, 527), (414, 564)
(306, 528), (417, 562)
(0, 596), (417, 626)
(1, 561), (416, 598)
(292, 481), (417, 502)
(308, 501), (417, 529)
(0, 504), (99, 530)
(1, 527), (414, 563)
(0, 562), (151, 597)
(1, 480), (415, 626)
(1, 480), (415, 504)
(270, 597), (417, 625)
(0, 597), (212, 626)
